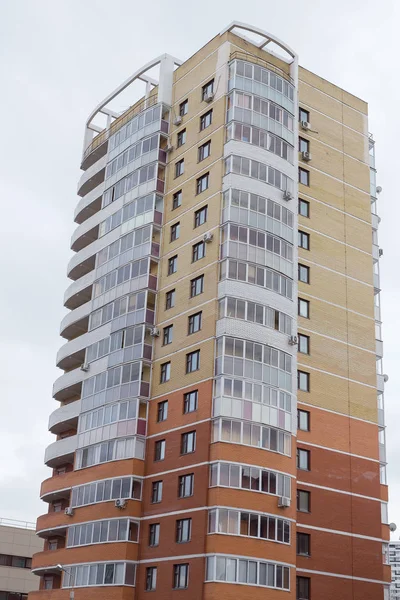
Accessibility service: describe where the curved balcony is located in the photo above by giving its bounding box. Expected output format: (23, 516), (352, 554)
(81, 135), (109, 171)
(32, 544), (138, 573)
(44, 435), (77, 468)
(36, 512), (68, 539)
(64, 270), (95, 310)
(77, 155), (107, 198)
(56, 323), (111, 370)
(74, 181), (105, 225)
(52, 367), (84, 401)
(67, 226), (124, 282)
(60, 302), (90, 341)
(49, 401), (81, 435)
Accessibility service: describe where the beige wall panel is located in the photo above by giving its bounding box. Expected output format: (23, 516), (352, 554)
(347, 311), (376, 351)
(299, 78), (343, 121)
(348, 381), (378, 422)
(298, 266), (346, 307)
(174, 53), (219, 105)
(300, 110), (344, 154)
(343, 154), (370, 192)
(300, 169), (344, 212)
(344, 182), (371, 222)
(346, 278), (375, 318)
(165, 194), (221, 252)
(345, 245), (373, 285)
(300, 234), (346, 274)
(300, 197), (345, 244)
(174, 34), (222, 83)
(343, 126), (368, 163)
(158, 232), (220, 285)
(348, 345), (377, 387)
(299, 67), (367, 114)
(299, 142), (344, 181)
(345, 213), (372, 254)
(343, 103), (368, 135)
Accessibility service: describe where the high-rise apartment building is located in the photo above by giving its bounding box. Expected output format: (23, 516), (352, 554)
(389, 541), (400, 599)
(30, 22), (390, 600)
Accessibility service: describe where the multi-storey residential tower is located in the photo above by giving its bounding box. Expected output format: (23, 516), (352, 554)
(389, 541), (400, 599)
(30, 22), (390, 600)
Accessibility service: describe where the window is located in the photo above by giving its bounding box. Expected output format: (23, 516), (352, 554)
(298, 298), (309, 318)
(149, 524), (160, 547)
(53, 501), (62, 513)
(194, 206), (207, 227)
(297, 576), (310, 600)
(298, 264), (310, 283)
(186, 350), (200, 373)
(299, 168), (309, 186)
(170, 222), (180, 242)
(179, 474), (194, 498)
(48, 540), (58, 551)
(0, 555), (32, 569)
(179, 100), (188, 117)
(151, 481), (163, 504)
(160, 362), (171, 383)
(166, 289), (175, 309)
(173, 564), (189, 589)
(298, 370), (310, 392)
(172, 190), (182, 210)
(163, 325), (173, 346)
(168, 255), (177, 275)
(298, 231), (310, 250)
(298, 334), (310, 354)
(154, 440), (166, 461)
(200, 110), (212, 131)
(297, 533), (310, 556)
(299, 108), (310, 123)
(299, 137), (309, 153)
(198, 141), (211, 161)
(190, 275), (204, 297)
(298, 409), (310, 431)
(43, 577), (53, 590)
(157, 400), (168, 422)
(202, 79), (214, 100)
(177, 129), (186, 148)
(188, 312), (202, 334)
(196, 172), (209, 194)
(297, 448), (310, 470)
(146, 567), (157, 591)
(192, 241), (205, 262)
(299, 198), (310, 217)
(184, 390), (198, 413)
(181, 431), (196, 454)
(175, 159), (184, 178)
(297, 490), (310, 512)
(176, 518), (192, 543)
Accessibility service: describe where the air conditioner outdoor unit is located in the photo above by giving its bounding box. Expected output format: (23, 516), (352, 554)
(173, 116), (182, 126)
(115, 499), (127, 509)
(278, 496), (291, 508)
(150, 327), (160, 337)
(283, 190), (293, 201)
(204, 92), (215, 103)
(203, 232), (214, 243)
(80, 363), (89, 372)
(289, 335), (298, 346)
(165, 144), (174, 153)
(300, 120), (311, 130)
(379, 248), (384, 257)
(65, 507), (74, 516)
(301, 151), (312, 161)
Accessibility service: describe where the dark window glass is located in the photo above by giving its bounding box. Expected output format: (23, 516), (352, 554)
(168, 256), (177, 275)
(190, 275), (204, 297)
(299, 199), (310, 217)
(181, 431), (196, 454)
(297, 409), (310, 431)
(178, 474), (194, 498)
(299, 167), (309, 186)
(202, 79), (214, 100)
(172, 191), (182, 210)
(184, 390), (198, 413)
(163, 325), (173, 346)
(165, 289), (175, 309)
(200, 110), (212, 131)
(151, 481), (163, 503)
(186, 350), (200, 373)
(194, 206), (207, 227)
(177, 129), (186, 148)
(297, 490), (311, 512)
(157, 400), (168, 422)
(196, 172), (209, 194)
(297, 448), (310, 470)
(297, 532), (310, 556)
(179, 100), (188, 117)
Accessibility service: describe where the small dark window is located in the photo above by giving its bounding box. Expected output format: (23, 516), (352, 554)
(154, 440), (166, 461)
(177, 129), (186, 148)
(299, 198), (310, 217)
(297, 409), (310, 431)
(297, 532), (311, 556)
(186, 351), (200, 373)
(168, 255), (178, 275)
(184, 390), (198, 413)
(298, 231), (310, 250)
(297, 448), (310, 470)
(297, 490), (311, 512)
(151, 481), (163, 503)
(202, 79), (214, 101)
(157, 400), (168, 422)
(166, 289), (175, 309)
(176, 518), (192, 543)
(148, 524), (160, 547)
(170, 222), (180, 242)
(160, 362), (171, 383)
(178, 474), (194, 498)
(298, 370), (310, 392)
(194, 206), (208, 227)
(299, 108), (310, 123)
(188, 312), (202, 334)
(181, 431), (196, 454)
(298, 264), (310, 283)
(179, 100), (188, 117)
(146, 566), (157, 591)
(299, 137), (309, 153)
(196, 172), (209, 194)
(296, 576), (310, 600)
(200, 110), (212, 131)
(190, 275), (204, 297)
(172, 190), (182, 210)
(175, 159), (184, 178)
(298, 333), (310, 354)
(298, 298), (310, 318)
(163, 325), (173, 346)
(173, 563), (189, 589)
(198, 141), (211, 161)
(192, 241), (205, 262)
(299, 167), (310, 186)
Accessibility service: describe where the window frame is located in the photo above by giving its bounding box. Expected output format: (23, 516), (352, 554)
(298, 298), (310, 318)
(296, 575), (310, 600)
(297, 489), (311, 513)
(200, 110), (213, 131)
(183, 390), (198, 414)
(163, 325), (173, 346)
(298, 370), (310, 392)
(157, 400), (168, 422)
(186, 350), (200, 373)
(299, 108), (310, 123)
(194, 205), (208, 228)
(170, 222), (180, 242)
(181, 431), (196, 454)
(151, 480), (163, 504)
(148, 523), (160, 547)
(299, 137), (309, 153)
(299, 198), (310, 218)
(192, 241), (205, 262)
(177, 129), (186, 148)
(297, 409), (310, 431)
(176, 518), (192, 543)
(297, 532), (311, 556)
(299, 167), (310, 186)
(173, 563), (189, 589)
(190, 275), (204, 297)
(196, 172), (209, 194)
(298, 230), (310, 250)
(298, 333), (310, 355)
(175, 159), (184, 178)
(188, 311), (202, 335)
(297, 448), (310, 471)
(298, 264), (310, 284)
(165, 289), (175, 309)
(202, 79), (214, 101)
(168, 255), (178, 275)
(154, 439), (166, 462)
(160, 362), (171, 383)
(198, 140), (211, 161)
(172, 190), (182, 210)
(179, 100), (188, 117)
(178, 473), (194, 498)
(146, 566), (157, 591)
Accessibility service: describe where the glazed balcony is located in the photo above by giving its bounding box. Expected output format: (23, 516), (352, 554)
(74, 182), (104, 225)
(44, 435), (77, 468)
(64, 271), (94, 310)
(77, 155), (107, 198)
(60, 302), (90, 341)
(48, 401), (81, 435)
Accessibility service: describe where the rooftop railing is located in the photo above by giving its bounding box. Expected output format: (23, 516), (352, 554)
(0, 517), (36, 530)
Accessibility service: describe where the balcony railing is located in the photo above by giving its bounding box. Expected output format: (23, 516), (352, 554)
(0, 517), (35, 530)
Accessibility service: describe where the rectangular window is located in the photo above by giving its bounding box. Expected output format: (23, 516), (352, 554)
(299, 167), (310, 186)
(298, 231), (310, 250)
(43, 577), (53, 590)
(196, 172), (209, 194)
(179, 474), (194, 498)
(176, 518), (192, 543)
(202, 79), (214, 100)
(298, 370), (310, 392)
(170, 222), (180, 242)
(298, 333), (310, 354)
(297, 448), (310, 470)
(168, 255), (177, 275)
(297, 532), (311, 556)
(146, 566), (157, 591)
(160, 362), (171, 383)
(192, 241), (205, 262)
(190, 275), (204, 297)
(298, 264), (310, 283)
(186, 350), (200, 373)
(154, 440), (166, 461)
(194, 206), (208, 227)
(175, 159), (184, 178)
(296, 576), (310, 600)
(299, 108), (310, 123)
(151, 481), (163, 504)
(298, 298), (309, 318)
(200, 110), (212, 131)
(299, 137), (309, 153)
(172, 190), (182, 210)
(163, 325), (173, 346)
(188, 312), (202, 334)
(198, 140), (211, 161)
(48, 540), (58, 551)
(181, 431), (196, 454)
(299, 198), (310, 217)
(184, 390), (198, 413)
(157, 400), (168, 422)
(297, 409), (310, 431)
(297, 490), (311, 513)
(166, 289), (175, 309)
(177, 129), (186, 148)
(149, 523), (160, 547)
(173, 564), (189, 589)
(179, 100), (188, 117)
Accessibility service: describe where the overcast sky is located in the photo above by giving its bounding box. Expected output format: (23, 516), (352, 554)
(1, 0), (399, 534)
